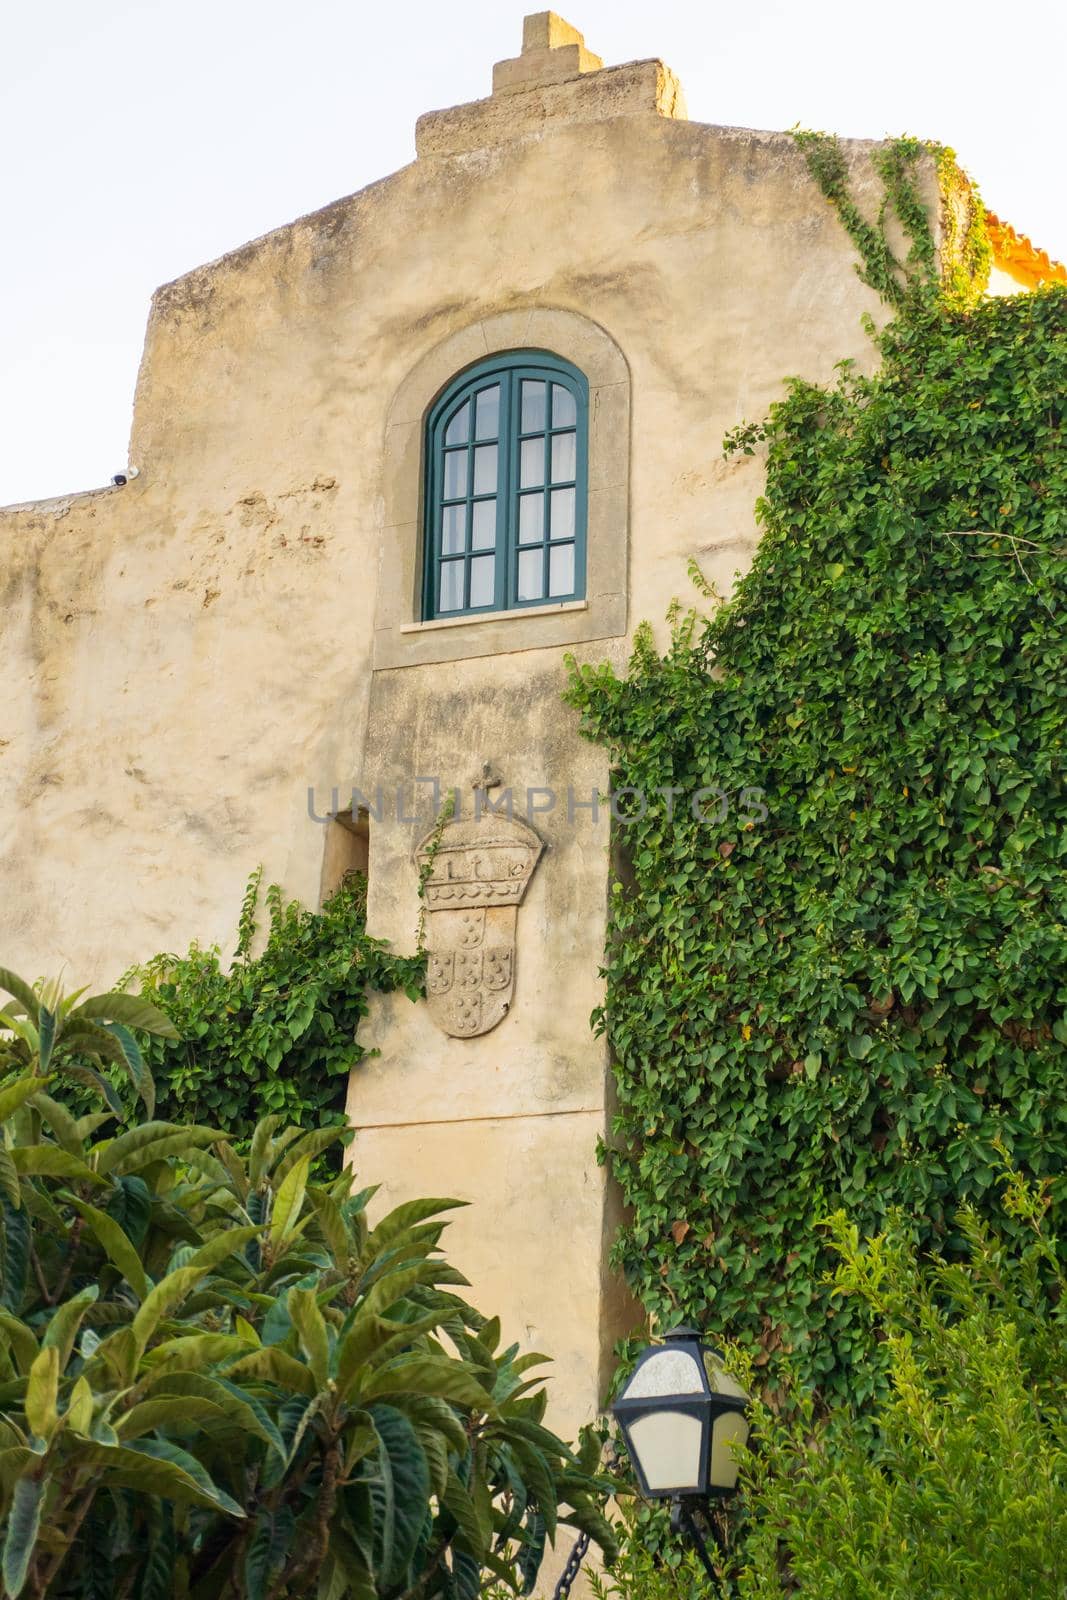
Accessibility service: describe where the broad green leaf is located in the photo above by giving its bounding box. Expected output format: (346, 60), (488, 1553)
(25, 1347), (59, 1441)
(249, 1115), (287, 1187)
(244, 1509), (288, 1600)
(0, 969), (39, 1018)
(71, 993), (179, 1039)
(360, 1356), (495, 1413)
(87, 1438), (245, 1516)
(442, 1469), (487, 1560)
(185, 1224), (260, 1275)
(2, 1473), (43, 1597)
(225, 1346), (317, 1397)
(365, 1197), (466, 1257)
(273, 1125), (345, 1184)
(63, 1063), (124, 1116)
(115, 1397), (228, 1439)
(10, 1146), (104, 1186)
(27, 1092), (82, 1156)
(0, 1314), (36, 1377)
(132, 1266), (208, 1350)
(0, 1148), (20, 1210)
(307, 1185), (349, 1265)
(95, 1121), (218, 1176)
(36, 1007), (56, 1073)
(65, 1375), (94, 1434)
(69, 1200), (150, 1300)
(140, 1333), (250, 1374)
(136, 1371), (284, 1457)
(386, 1393), (468, 1454)
(41, 1284), (99, 1371)
(0, 1077), (44, 1124)
(100, 1022), (155, 1117)
(269, 1155), (310, 1250)
(370, 1403), (431, 1587)
(288, 1286), (329, 1387)
(325, 1526), (375, 1600)
(138, 1505), (177, 1600)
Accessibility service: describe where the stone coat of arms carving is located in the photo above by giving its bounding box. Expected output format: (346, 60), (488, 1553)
(415, 810), (543, 1038)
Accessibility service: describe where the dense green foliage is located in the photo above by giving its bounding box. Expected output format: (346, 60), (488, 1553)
(130, 872), (424, 1141)
(0, 967), (177, 1120)
(731, 1176), (1067, 1597)
(566, 140), (1066, 1400)
(0, 975), (614, 1600)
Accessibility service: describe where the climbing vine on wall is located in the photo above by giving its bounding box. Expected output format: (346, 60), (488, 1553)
(566, 135), (1066, 1404)
(128, 870), (425, 1141)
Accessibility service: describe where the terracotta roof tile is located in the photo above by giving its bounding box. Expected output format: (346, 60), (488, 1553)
(986, 212), (1067, 289)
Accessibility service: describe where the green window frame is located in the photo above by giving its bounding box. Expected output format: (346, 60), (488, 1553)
(423, 351), (589, 620)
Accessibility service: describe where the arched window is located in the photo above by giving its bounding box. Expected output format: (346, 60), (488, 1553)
(423, 352), (588, 619)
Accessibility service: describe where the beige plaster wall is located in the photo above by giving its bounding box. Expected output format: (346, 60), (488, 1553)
(0, 112), (913, 984)
(0, 32), (942, 1461)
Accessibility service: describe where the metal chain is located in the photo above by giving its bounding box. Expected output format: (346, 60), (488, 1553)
(551, 1530), (591, 1600)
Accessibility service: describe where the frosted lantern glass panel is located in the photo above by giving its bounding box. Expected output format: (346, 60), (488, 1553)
(518, 494), (544, 544)
(520, 438), (545, 488)
(518, 549), (543, 602)
(552, 383), (577, 427)
(439, 562), (464, 613)
(475, 385), (500, 440)
(549, 544), (574, 597)
(469, 556), (495, 608)
(473, 445), (498, 495)
(626, 1411), (703, 1493)
(471, 500), (496, 550)
(521, 380), (546, 433)
(441, 504), (465, 555)
(443, 451), (468, 499)
(551, 432), (577, 483)
(623, 1349), (704, 1399)
(444, 402), (470, 446)
(709, 1412), (749, 1490)
(705, 1358), (748, 1400)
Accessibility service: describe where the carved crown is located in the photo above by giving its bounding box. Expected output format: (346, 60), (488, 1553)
(415, 812), (544, 910)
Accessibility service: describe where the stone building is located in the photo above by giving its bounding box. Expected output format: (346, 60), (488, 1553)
(1, 13), (1063, 1442)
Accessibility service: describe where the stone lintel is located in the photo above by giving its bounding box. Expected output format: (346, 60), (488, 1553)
(416, 58), (688, 159)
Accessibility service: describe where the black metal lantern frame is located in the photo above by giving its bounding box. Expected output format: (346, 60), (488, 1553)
(612, 1328), (749, 1501)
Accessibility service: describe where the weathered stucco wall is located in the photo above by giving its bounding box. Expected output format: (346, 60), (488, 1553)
(0, 13), (940, 1458)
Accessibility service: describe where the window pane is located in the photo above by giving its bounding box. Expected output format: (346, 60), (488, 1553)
(520, 437), (544, 488)
(472, 499), (497, 550)
(444, 401), (470, 446)
(552, 384), (577, 427)
(551, 431), (576, 483)
(475, 385), (500, 440)
(518, 493), (544, 544)
(442, 503), (466, 555)
(439, 560), (464, 613)
(550, 487), (575, 540)
(549, 542), (575, 597)
(518, 548), (543, 602)
(443, 449), (468, 499)
(470, 554), (495, 608)
(473, 444), (498, 495)
(521, 380), (546, 433)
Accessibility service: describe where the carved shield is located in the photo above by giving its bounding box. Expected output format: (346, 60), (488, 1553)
(415, 812), (542, 1038)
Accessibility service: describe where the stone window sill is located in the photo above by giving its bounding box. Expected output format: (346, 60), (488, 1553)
(399, 599), (588, 635)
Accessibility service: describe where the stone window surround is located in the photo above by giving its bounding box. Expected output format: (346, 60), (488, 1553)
(373, 307), (630, 669)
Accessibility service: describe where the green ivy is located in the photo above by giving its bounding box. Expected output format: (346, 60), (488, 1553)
(128, 871), (425, 1140)
(565, 142), (1066, 1405)
(794, 131), (988, 312)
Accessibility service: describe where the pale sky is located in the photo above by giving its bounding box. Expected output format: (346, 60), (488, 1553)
(1, 0), (1063, 508)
